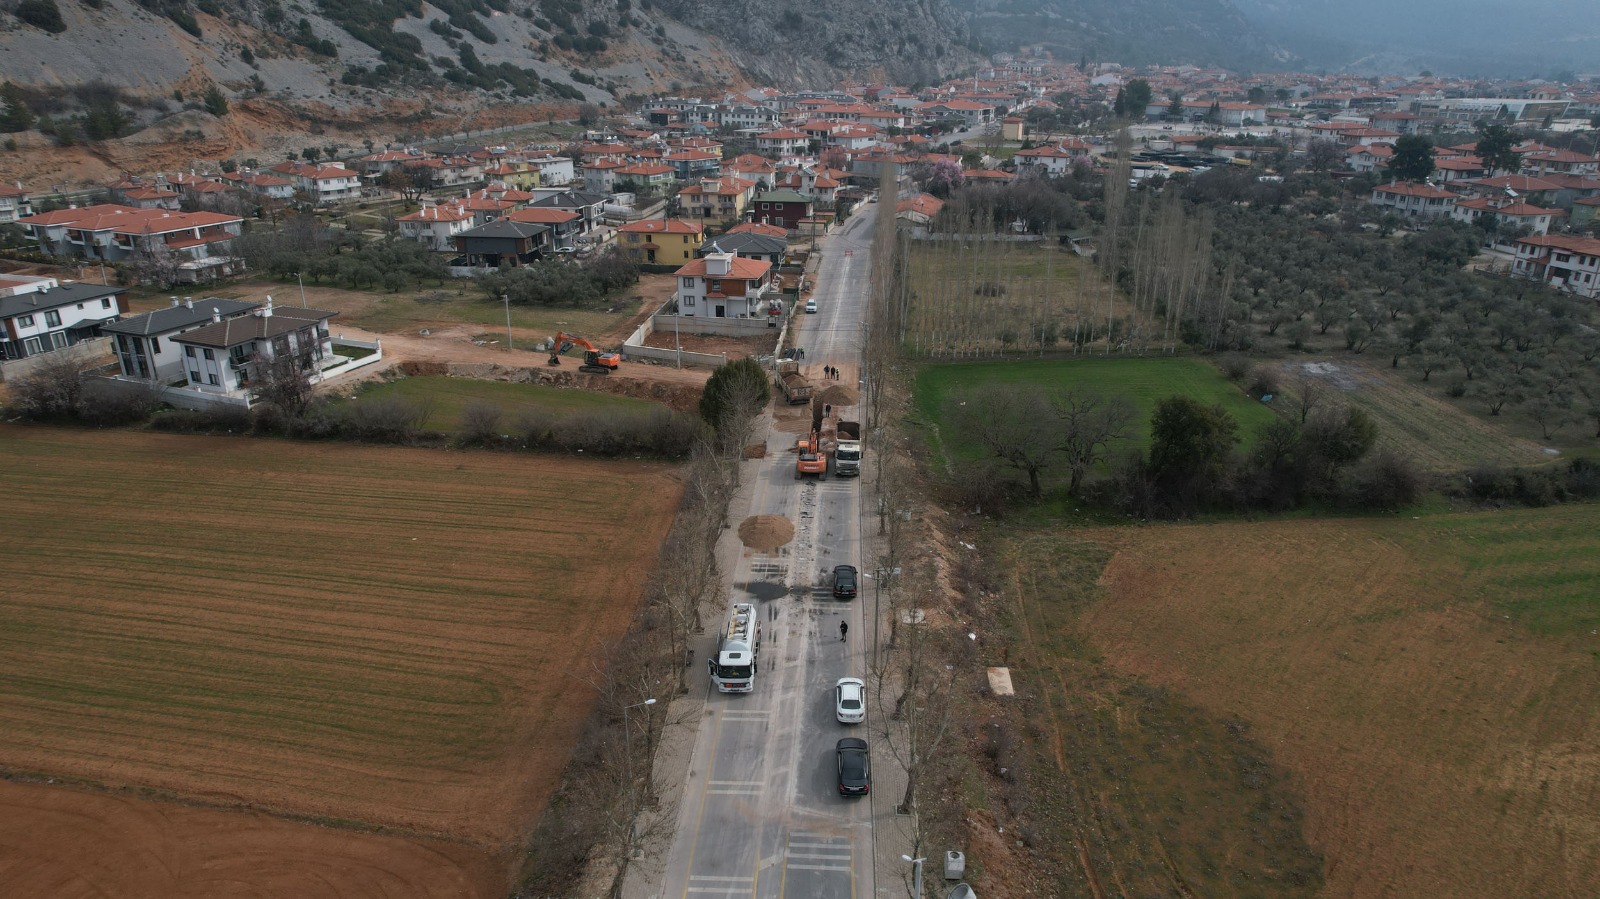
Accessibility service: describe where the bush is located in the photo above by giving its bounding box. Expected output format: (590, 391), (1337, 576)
(1247, 366), (1280, 400)
(338, 395), (429, 442)
(15, 0), (67, 33)
(1336, 450), (1424, 510)
(76, 380), (157, 426)
(149, 405), (251, 433)
(457, 401), (505, 447)
(6, 356), (86, 420)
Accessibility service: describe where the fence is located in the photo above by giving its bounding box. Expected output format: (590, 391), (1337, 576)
(621, 307), (732, 368)
(96, 376), (252, 412)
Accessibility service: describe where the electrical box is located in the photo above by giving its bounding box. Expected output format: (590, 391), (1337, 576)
(945, 850), (966, 880)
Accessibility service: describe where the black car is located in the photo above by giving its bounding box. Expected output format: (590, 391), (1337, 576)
(836, 737), (870, 795)
(832, 564), (858, 600)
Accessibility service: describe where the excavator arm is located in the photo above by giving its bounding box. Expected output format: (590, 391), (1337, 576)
(549, 331), (621, 373)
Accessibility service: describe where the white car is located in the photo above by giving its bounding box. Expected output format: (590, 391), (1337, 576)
(805, 299), (818, 313)
(835, 677), (865, 724)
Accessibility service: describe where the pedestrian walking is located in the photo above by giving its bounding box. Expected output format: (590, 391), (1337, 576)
(840, 620), (848, 641)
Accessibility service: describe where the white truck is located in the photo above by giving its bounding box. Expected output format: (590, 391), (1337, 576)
(709, 603), (761, 693)
(833, 420), (862, 477)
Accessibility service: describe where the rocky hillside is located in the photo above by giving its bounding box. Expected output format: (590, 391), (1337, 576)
(952, 0), (1294, 71)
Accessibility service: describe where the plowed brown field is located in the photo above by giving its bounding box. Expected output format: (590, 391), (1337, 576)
(1076, 514), (1600, 899)
(0, 426), (683, 895)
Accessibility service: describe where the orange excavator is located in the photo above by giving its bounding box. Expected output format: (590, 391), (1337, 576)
(795, 429), (827, 481)
(548, 331), (622, 374)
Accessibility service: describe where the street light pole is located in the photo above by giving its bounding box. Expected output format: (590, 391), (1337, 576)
(901, 855), (925, 899)
(296, 271), (308, 308)
(502, 293), (514, 352)
(621, 697), (657, 855)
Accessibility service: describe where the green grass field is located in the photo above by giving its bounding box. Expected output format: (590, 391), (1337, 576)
(352, 376), (659, 431)
(914, 356), (1278, 467)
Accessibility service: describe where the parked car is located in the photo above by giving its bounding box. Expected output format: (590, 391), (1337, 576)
(804, 298), (818, 313)
(836, 737), (870, 795)
(835, 677), (865, 724)
(832, 565), (858, 600)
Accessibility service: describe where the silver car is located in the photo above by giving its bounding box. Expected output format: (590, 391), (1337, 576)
(834, 677), (865, 724)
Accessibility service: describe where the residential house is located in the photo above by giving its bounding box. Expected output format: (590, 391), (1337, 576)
(0, 277), (125, 361)
(617, 219), (704, 266)
(483, 161), (539, 190)
(719, 105), (780, 130)
(822, 124), (881, 152)
(1368, 181), (1458, 219)
(1014, 139), (1094, 176)
(109, 179), (181, 210)
(1572, 195), (1600, 229)
(1513, 234), (1600, 298)
(663, 149), (723, 180)
(527, 190), (609, 235)
(524, 153), (576, 186)
(727, 221), (789, 239)
(506, 207), (582, 249)
(748, 189), (814, 230)
(0, 184), (33, 223)
(1000, 116), (1026, 141)
(701, 231), (786, 266)
(676, 175), (757, 223)
(1521, 148), (1600, 177)
(896, 193), (944, 226)
(103, 296), (261, 382)
(583, 158), (627, 193)
(1433, 155), (1489, 184)
(917, 99), (994, 127)
(673, 251), (774, 319)
(1465, 175), (1564, 208)
(221, 169), (296, 201)
(356, 149), (428, 176)
(1450, 196), (1556, 235)
(452, 219), (551, 267)
(1346, 143), (1394, 174)
(19, 205), (244, 280)
(171, 302), (338, 396)
(756, 128), (811, 157)
(614, 162), (676, 189)
(269, 162), (364, 204)
(397, 203), (478, 251)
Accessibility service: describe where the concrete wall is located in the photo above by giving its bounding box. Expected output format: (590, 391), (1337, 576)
(621, 308), (732, 368)
(0, 337), (112, 384)
(96, 376), (251, 412)
(651, 313), (778, 337)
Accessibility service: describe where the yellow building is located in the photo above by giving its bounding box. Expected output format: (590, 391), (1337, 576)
(1001, 116), (1025, 141)
(483, 162), (540, 190)
(617, 218), (705, 266)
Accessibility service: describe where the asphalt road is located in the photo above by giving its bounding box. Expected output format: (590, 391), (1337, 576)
(654, 205), (879, 899)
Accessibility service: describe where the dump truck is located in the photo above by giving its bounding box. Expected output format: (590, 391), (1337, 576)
(834, 420), (862, 477)
(775, 359), (813, 405)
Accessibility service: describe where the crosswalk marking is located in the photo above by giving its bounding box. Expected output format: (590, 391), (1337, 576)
(707, 779), (763, 796)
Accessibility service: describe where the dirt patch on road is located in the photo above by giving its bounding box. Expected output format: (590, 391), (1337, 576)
(737, 515), (795, 553)
(816, 384), (859, 407)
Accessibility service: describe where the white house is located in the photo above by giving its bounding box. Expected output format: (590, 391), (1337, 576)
(103, 296), (261, 382)
(524, 153), (576, 185)
(396, 203), (478, 251)
(1369, 181), (1458, 219)
(0, 183), (36, 223)
(1014, 139), (1094, 176)
(1513, 235), (1600, 298)
(0, 276), (125, 361)
(756, 128), (811, 157)
(170, 300), (339, 396)
(269, 162), (363, 204)
(1451, 196), (1556, 236)
(673, 251), (774, 319)
(719, 105), (780, 129)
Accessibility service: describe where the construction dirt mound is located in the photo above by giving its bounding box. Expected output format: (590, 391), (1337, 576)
(738, 515), (794, 553)
(818, 385), (859, 407)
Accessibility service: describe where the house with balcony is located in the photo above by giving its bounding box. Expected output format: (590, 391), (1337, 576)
(506, 207), (582, 249)
(1451, 196), (1557, 236)
(756, 128), (811, 157)
(524, 153), (576, 186)
(676, 175), (757, 224)
(0, 276), (125, 361)
(719, 105), (779, 130)
(221, 169), (296, 200)
(673, 251), (774, 319)
(1369, 181), (1458, 219)
(663, 149), (722, 180)
(618, 219), (704, 266)
(527, 189), (609, 235)
(582, 159), (627, 194)
(1520, 148), (1600, 177)
(614, 162), (676, 189)
(483, 161), (539, 190)
(701, 231), (786, 266)
(1513, 234), (1600, 298)
(1015, 140), (1094, 176)
(269, 162), (363, 204)
(103, 296), (261, 382)
(19, 205), (245, 280)
(0, 183), (33, 223)
(108, 178), (181, 210)
(397, 203), (478, 251)
(171, 302), (338, 396)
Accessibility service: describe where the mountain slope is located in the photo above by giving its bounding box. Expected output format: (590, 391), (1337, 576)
(951, 0), (1295, 71)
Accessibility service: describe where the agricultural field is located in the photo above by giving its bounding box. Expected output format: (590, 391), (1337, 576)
(0, 426), (683, 895)
(901, 240), (1151, 359)
(914, 356), (1278, 469)
(1013, 507), (1600, 898)
(124, 274), (675, 346)
(350, 375), (661, 431)
(1272, 357), (1552, 472)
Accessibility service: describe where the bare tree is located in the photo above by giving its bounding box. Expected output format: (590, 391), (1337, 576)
(1050, 386), (1134, 495)
(947, 383), (1056, 497)
(6, 353), (89, 419)
(1293, 369), (1327, 424)
(248, 351), (315, 417)
(127, 242), (185, 289)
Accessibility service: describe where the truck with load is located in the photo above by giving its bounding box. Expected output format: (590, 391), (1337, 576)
(774, 360), (813, 405)
(709, 603), (761, 693)
(833, 420), (862, 477)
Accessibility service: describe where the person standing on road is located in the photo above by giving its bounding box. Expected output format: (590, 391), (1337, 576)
(840, 620), (848, 641)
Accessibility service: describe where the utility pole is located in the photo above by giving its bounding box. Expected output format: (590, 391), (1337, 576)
(502, 293), (514, 351)
(621, 696), (657, 874)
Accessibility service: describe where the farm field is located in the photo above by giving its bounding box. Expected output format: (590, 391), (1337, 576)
(351, 375), (661, 431)
(1273, 358), (1552, 471)
(902, 241), (1147, 359)
(0, 426), (683, 894)
(1031, 507), (1600, 898)
(914, 356), (1278, 468)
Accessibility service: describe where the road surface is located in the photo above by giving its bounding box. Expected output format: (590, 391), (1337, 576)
(652, 204), (879, 899)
